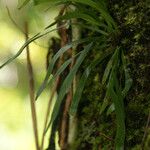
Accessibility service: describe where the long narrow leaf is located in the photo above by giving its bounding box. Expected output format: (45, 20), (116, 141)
(70, 51), (112, 115)
(48, 52), (81, 83)
(71, 0), (117, 29)
(34, 0), (63, 5)
(102, 47), (119, 84)
(108, 71), (125, 150)
(104, 48), (125, 149)
(35, 37), (99, 100)
(69, 68), (90, 115)
(57, 11), (100, 26)
(71, 23), (108, 36)
(0, 27), (66, 69)
(44, 43), (93, 133)
(34, 0), (117, 29)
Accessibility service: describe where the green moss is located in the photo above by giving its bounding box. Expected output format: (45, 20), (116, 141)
(72, 0), (150, 149)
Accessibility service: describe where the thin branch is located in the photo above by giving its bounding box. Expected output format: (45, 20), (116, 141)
(59, 88), (72, 149)
(25, 22), (40, 150)
(40, 77), (60, 150)
(41, 5), (71, 149)
(59, 45), (74, 150)
(58, 6), (74, 148)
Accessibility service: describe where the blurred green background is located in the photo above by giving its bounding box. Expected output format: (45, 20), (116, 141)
(0, 0), (59, 149)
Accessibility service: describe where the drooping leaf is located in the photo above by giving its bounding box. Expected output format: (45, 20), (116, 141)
(35, 37), (99, 100)
(71, 0), (117, 29)
(34, 0), (117, 29)
(33, 0), (67, 5)
(70, 51), (112, 116)
(102, 47), (119, 85)
(69, 67), (90, 115)
(103, 48), (125, 149)
(47, 52), (81, 89)
(35, 44), (72, 100)
(107, 71), (125, 150)
(0, 26), (63, 69)
(71, 23), (108, 36)
(57, 11), (100, 26)
(44, 43), (93, 133)
(45, 21), (57, 30)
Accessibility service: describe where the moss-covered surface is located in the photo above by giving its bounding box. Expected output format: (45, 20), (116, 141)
(73, 0), (150, 149)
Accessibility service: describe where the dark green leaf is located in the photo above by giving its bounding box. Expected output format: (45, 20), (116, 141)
(71, 23), (108, 36)
(57, 11), (100, 26)
(107, 67), (125, 149)
(103, 48), (125, 149)
(108, 71), (125, 150)
(35, 0), (117, 29)
(102, 47), (119, 84)
(35, 37), (99, 100)
(44, 43), (93, 133)
(47, 52), (81, 89)
(33, 0), (66, 5)
(69, 67), (90, 115)
(71, 0), (117, 29)
(70, 51), (112, 116)
(0, 27), (64, 69)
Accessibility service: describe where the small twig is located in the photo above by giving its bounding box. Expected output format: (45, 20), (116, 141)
(40, 77), (60, 150)
(71, 18), (80, 94)
(25, 22), (40, 150)
(40, 8), (67, 147)
(41, 5), (72, 149)
(57, 6), (73, 149)
(40, 14), (67, 147)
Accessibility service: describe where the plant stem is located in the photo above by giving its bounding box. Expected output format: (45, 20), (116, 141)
(25, 22), (40, 150)
(40, 77), (60, 150)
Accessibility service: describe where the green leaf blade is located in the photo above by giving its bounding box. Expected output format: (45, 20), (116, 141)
(35, 37), (94, 100)
(45, 43), (93, 133)
(69, 68), (90, 115)
(70, 51), (112, 116)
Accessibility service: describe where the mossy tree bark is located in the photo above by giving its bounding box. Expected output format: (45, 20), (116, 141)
(72, 0), (150, 149)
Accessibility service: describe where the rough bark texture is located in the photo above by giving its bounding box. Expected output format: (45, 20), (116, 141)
(72, 0), (150, 149)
